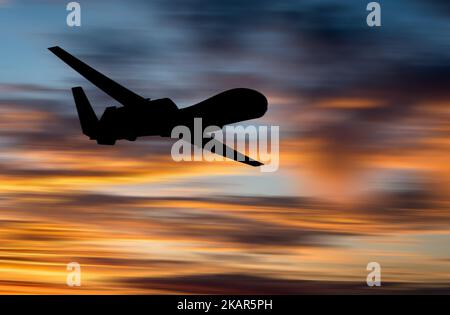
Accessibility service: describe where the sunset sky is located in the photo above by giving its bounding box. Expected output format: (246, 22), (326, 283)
(0, 0), (449, 294)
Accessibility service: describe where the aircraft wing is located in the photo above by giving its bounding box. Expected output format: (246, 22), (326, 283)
(49, 46), (147, 108)
(198, 137), (263, 167)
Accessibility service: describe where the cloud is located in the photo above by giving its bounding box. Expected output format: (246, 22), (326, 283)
(122, 273), (450, 294)
(0, 83), (64, 94)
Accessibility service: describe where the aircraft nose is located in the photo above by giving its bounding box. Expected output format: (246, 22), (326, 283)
(252, 90), (268, 117)
(238, 88), (268, 118)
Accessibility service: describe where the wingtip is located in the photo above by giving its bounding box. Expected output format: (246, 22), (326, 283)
(246, 160), (264, 167)
(48, 46), (60, 52)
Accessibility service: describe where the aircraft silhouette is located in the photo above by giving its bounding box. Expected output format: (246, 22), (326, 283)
(48, 46), (268, 166)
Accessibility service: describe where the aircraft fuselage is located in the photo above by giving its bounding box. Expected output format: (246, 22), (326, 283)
(94, 88), (267, 145)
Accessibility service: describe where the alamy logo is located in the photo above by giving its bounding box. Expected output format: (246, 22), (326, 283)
(66, 2), (81, 27)
(171, 118), (279, 172)
(366, 262), (381, 286)
(366, 2), (381, 27)
(66, 262), (81, 287)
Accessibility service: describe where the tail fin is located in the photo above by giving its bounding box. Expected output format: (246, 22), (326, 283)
(72, 87), (98, 139)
